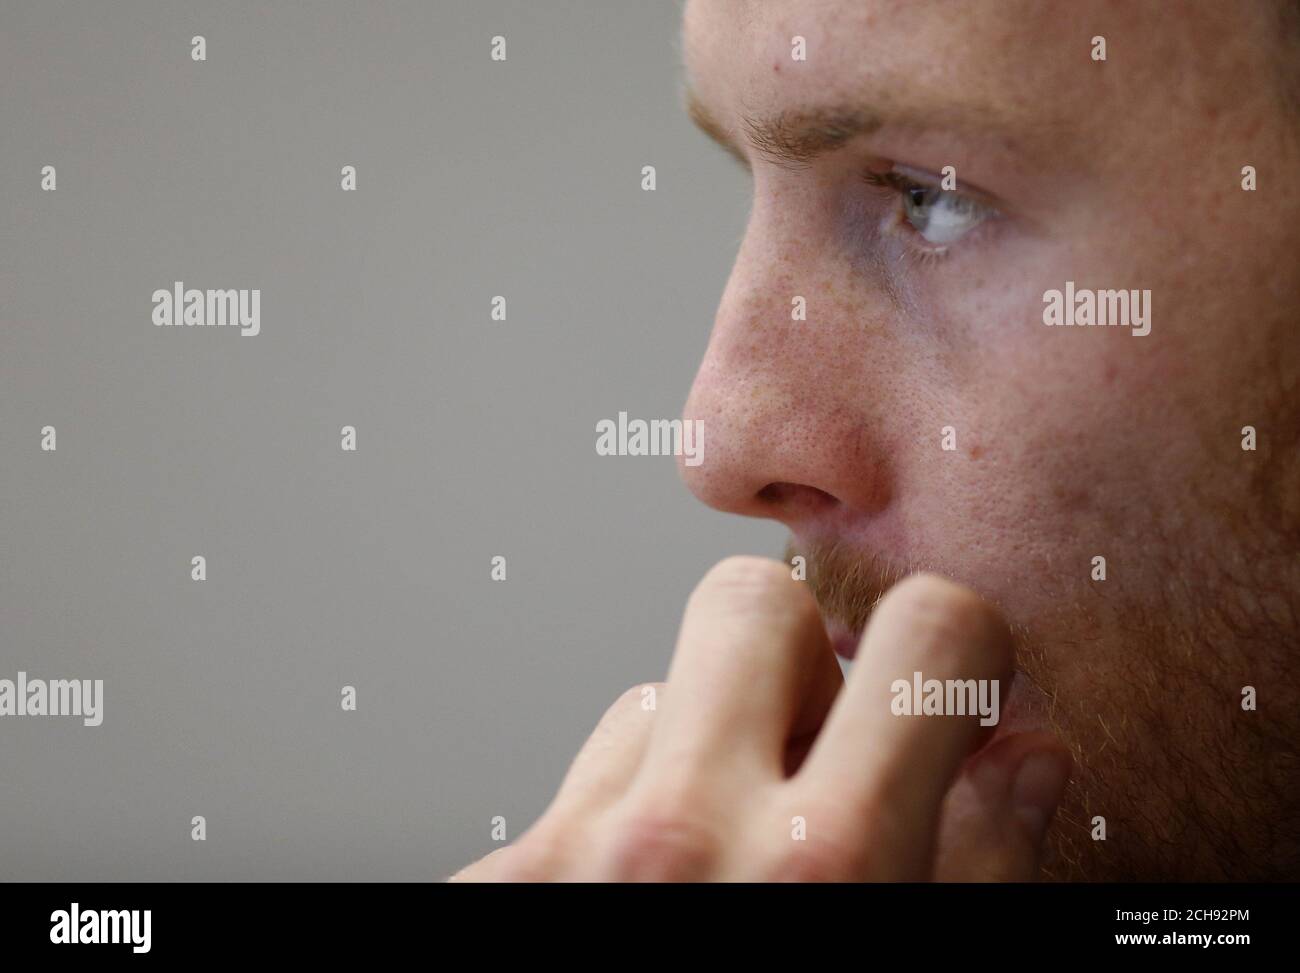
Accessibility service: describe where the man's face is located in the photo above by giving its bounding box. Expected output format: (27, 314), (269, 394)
(679, 0), (1300, 879)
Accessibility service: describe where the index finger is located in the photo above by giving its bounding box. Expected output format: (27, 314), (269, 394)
(638, 556), (844, 784)
(794, 573), (1014, 878)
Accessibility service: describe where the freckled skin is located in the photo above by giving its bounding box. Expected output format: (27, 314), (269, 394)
(679, 0), (1300, 879)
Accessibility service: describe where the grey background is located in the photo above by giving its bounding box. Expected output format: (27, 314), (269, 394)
(0, 0), (781, 880)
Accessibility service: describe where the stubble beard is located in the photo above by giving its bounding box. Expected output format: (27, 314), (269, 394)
(786, 527), (1300, 881)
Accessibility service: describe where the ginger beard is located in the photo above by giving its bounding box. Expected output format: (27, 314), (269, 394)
(785, 535), (1300, 881)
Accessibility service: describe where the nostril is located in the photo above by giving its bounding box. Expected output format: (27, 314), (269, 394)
(756, 482), (840, 515)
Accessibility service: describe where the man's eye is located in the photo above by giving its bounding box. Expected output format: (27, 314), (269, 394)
(902, 184), (990, 245)
(865, 170), (995, 247)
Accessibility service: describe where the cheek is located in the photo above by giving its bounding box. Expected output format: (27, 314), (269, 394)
(892, 282), (1155, 606)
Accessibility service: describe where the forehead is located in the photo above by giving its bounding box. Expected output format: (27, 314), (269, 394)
(681, 0), (1233, 142)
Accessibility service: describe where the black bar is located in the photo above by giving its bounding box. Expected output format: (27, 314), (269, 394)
(0, 882), (1284, 958)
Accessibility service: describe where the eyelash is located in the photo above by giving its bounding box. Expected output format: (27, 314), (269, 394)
(860, 168), (991, 263)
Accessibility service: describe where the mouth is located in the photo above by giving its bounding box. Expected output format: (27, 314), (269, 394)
(787, 533), (913, 658)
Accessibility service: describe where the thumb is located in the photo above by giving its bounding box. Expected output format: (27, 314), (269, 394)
(933, 731), (1072, 882)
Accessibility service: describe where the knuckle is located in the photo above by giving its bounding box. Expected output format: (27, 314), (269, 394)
(600, 805), (719, 881)
(763, 804), (870, 882)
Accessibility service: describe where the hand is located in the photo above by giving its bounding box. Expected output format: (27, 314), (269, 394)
(451, 556), (1071, 881)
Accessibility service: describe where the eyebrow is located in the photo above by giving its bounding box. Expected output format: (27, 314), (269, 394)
(683, 82), (1040, 173)
(685, 84), (883, 171)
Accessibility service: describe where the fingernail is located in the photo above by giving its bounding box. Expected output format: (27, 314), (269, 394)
(1011, 751), (1070, 843)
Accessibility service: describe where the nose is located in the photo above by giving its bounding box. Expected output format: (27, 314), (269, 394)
(679, 200), (896, 531)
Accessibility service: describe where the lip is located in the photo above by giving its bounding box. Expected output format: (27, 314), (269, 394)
(827, 621), (862, 661)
